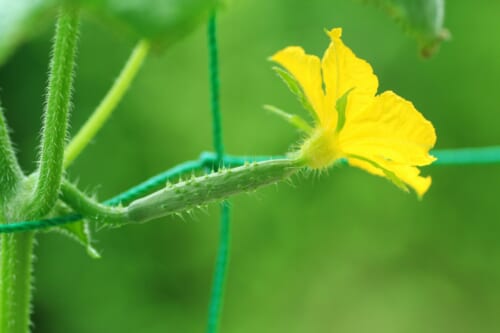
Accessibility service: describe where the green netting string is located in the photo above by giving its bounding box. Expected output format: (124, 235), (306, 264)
(431, 146), (500, 165)
(206, 13), (231, 333)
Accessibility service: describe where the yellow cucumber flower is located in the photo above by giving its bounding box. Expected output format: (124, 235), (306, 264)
(270, 28), (437, 197)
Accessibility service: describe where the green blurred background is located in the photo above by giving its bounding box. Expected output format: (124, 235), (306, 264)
(1, 0), (500, 332)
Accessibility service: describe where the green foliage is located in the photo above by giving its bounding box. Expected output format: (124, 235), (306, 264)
(54, 222), (100, 258)
(50, 202), (100, 258)
(76, 0), (218, 47)
(363, 0), (448, 57)
(0, 0), (218, 66)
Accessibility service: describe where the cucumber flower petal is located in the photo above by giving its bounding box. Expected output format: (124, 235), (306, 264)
(271, 28), (437, 197)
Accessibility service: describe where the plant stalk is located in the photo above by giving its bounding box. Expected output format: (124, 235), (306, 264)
(0, 106), (23, 200)
(28, 6), (79, 217)
(0, 7), (79, 333)
(63, 40), (150, 168)
(0, 230), (34, 333)
(60, 180), (127, 224)
(0, 73), (31, 333)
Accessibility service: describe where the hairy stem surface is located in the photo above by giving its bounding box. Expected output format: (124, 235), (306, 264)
(0, 103), (28, 333)
(60, 180), (127, 224)
(0, 230), (34, 333)
(0, 106), (23, 200)
(0, 7), (79, 333)
(29, 7), (79, 217)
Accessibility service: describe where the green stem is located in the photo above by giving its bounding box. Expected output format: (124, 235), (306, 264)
(0, 230), (34, 333)
(0, 104), (28, 333)
(0, 105), (23, 201)
(28, 7), (80, 217)
(59, 181), (127, 224)
(0, 8), (79, 333)
(63, 40), (150, 168)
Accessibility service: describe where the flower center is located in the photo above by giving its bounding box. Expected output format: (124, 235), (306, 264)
(298, 128), (342, 169)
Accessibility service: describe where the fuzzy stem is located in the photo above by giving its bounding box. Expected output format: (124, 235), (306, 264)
(28, 7), (79, 217)
(59, 181), (128, 224)
(0, 8), (79, 333)
(0, 106), (28, 333)
(0, 230), (34, 333)
(63, 40), (150, 168)
(0, 105), (23, 201)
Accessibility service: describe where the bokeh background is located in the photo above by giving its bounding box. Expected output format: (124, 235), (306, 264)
(1, 1), (500, 332)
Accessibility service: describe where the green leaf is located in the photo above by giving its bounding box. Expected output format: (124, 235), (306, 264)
(75, 0), (218, 46)
(363, 0), (449, 57)
(0, 0), (218, 66)
(53, 221), (101, 258)
(0, 0), (58, 65)
(272, 66), (318, 121)
(48, 203), (100, 258)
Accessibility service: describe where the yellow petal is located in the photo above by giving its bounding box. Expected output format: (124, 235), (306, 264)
(348, 157), (432, 197)
(340, 91), (436, 166)
(271, 46), (325, 122)
(322, 28), (378, 121)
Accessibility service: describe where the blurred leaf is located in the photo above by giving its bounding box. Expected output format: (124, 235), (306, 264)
(76, 0), (218, 46)
(363, 0), (449, 57)
(0, 0), (58, 65)
(0, 0), (218, 66)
